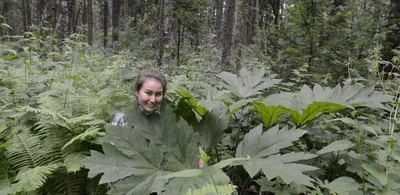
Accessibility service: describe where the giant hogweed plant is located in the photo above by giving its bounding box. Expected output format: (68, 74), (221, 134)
(83, 68), (392, 194)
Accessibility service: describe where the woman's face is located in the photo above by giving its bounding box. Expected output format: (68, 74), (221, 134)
(136, 78), (164, 112)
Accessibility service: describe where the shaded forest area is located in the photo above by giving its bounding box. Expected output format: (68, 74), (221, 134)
(1, 0), (400, 195)
(1, 0), (398, 81)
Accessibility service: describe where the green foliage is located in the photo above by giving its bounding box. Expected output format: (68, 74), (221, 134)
(0, 151), (9, 189)
(15, 164), (59, 192)
(83, 106), (203, 194)
(218, 68), (281, 99)
(235, 124), (318, 186)
(251, 102), (287, 128)
(317, 140), (354, 155)
(1, 8), (399, 194)
(0, 33), (132, 194)
(193, 108), (229, 151)
(184, 183), (237, 195)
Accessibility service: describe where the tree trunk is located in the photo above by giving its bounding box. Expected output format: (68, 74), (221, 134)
(103, 0), (108, 48)
(26, 0), (32, 28)
(82, 0), (87, 25)
(68, 0), (76, 34)
(208, 0), (215, 33)
(177, 19), (181, 66)
(87, 0), (93, 45)
(383, 0), (400, 61)
(60, 0), (69, 38)
(127, 0), (135, 25)
(22, 0), (27, 31)
(112, 0), (122, 48)
(250, 0), (257, 43)
(53, 0), (62, 35)
(215, 0), (223, 47)
(156, 0), (165, 67)
(308, 0), (316, 68)
(75, 0), (83, 33)
(37, 0), (45, 24)
(221, 0), (236, 67)
(166, 0), (176, 65)
(268, 0), (280, 25)
(244, 0), (257, 45)
(1, 0), (8, 39)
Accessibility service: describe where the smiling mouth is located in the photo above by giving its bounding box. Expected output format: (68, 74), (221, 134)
(147, 103), (156, 107)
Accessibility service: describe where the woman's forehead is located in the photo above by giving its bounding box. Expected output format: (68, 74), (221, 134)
(142, 79), (164, 91)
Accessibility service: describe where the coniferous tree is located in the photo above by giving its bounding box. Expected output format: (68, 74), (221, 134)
(111, 0), (122, 48)
(221, 0), (236, 67)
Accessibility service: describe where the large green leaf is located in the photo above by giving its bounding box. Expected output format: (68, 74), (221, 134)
(0, 184), (18, 195)
(263, 83), (391, 111)
(84, 106), (202, 195)
(83, 143), (154, 184)
(234, 124), (317, 187)
(289, 102), (346, 127)
(184, 183), (237, 195)
(194, 108), (229, 150)
(227, 98), (258, 116)
(176, 90), (207, 117)
(236, 124), (307, 158)
(109, 172), (166, 195)
(322, 177), (361, 194)
(241, 153), (318, 187)
(160, 166), (231, 195)
(251, 102), (288, 128)
(218, 68), (281, 99)
(317, 140), (354, 155)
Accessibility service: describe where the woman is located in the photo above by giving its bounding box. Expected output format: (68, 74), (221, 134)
(111, 68), (167, 126)
(108, 69), (167, 191)
(108, 69), (203, 191)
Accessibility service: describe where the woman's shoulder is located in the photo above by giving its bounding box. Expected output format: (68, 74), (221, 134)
(111, 113), (126, 126)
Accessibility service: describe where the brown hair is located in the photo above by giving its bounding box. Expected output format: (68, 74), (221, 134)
(135, 69), (167, 94)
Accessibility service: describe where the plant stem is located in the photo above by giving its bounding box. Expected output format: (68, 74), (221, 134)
(240, 176), (251, 195)
(234, 113), (242, 151)
(358, 130), (366, 194)
(7, 67), (15, 104)
(209, 172), (219, 194)
(215, 146), (220, 162)
(385, 84), (400, 188)
(64, 88), (69, 108)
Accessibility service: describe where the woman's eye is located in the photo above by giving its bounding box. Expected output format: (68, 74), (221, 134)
(145, 92), (152, 95)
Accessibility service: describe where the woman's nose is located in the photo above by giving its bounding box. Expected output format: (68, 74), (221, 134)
(149, 95), (156, 102)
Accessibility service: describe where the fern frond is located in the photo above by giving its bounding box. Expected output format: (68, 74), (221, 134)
(62, 126), (104, 150)
(17, 106), (68, 121)
(0, 150), (10, 189)
(63, 151), (89, 173)
(86, 175), (108, 195)
(66, 112), (96, 126)
(40, 169), (88, 195)
(35, 119), (71, 132)
(71, 95), (101, 116)
(15, 164), (59, 192)
(6, 131), (46, 171)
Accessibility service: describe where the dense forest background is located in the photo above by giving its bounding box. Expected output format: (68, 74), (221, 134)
(1, 0), (398, 79)
(1, 0), (400, 195)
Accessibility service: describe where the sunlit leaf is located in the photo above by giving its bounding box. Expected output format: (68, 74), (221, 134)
(252, 102), (288, 128)
(317, 140), (354, 155)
